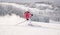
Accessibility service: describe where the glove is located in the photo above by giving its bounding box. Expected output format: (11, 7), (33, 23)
(31, 14), (33, 16)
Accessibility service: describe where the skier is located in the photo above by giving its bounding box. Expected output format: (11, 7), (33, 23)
(24, 11), (33, 26)
(15, 11), (33, 26)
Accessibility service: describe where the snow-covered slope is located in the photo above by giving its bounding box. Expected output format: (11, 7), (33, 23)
(0, 14), (60, 35)
(0, 2), (60, 35)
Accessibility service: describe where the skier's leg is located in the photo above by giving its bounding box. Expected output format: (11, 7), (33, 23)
(27, 18), (33, 26)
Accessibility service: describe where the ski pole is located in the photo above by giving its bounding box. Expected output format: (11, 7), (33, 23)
(15, 20), (27, 26)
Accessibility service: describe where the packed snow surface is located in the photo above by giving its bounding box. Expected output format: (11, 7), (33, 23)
(0, 14), (60, 35)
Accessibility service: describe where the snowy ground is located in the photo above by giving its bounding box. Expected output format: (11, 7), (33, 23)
(0, 2), (60, 35)
(0, 14), (60, 35)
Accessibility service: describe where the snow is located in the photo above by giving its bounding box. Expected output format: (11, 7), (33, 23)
(0, 2), (60, 35)
(0, 14), (60, 35)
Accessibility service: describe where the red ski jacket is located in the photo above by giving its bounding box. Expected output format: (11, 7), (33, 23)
(24, 11), (31, 20)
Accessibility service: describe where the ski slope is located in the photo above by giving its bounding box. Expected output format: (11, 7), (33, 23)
(0, 14), (60, 35)
(0, 2), (60, 35)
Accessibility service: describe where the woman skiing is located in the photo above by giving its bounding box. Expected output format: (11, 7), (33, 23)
(15, 11), (33, 26)
(24, 11), (33, 26)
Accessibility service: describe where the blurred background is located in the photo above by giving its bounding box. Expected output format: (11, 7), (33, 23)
(0, 0), (60, 23)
